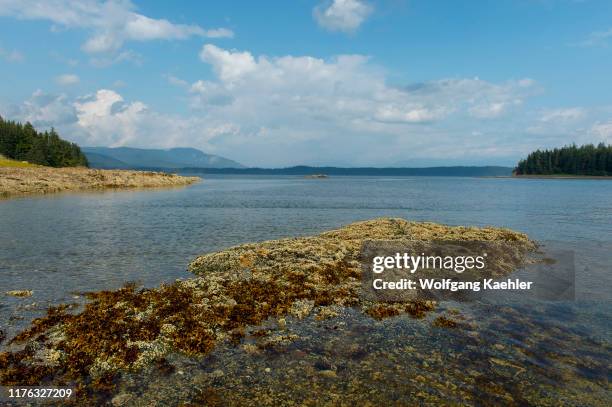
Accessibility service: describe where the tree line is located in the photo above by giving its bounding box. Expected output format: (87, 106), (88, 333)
(514, 143), (612, 176)
(0, 116), (88, 167)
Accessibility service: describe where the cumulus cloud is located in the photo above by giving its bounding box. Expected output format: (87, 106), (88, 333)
(313, 0), (372, 33)
(193, 45), (535, 125)
(55, 74), (80, 85)
(7, 90), (79, 128)
(0, 0), (233, 57)
(74, 89), (148, 145)
(7, 45), (607, 167)
(184, 45), (542, 164)
(199, 44), (257, 83)
(4, 89), (233, 152)
(373, 106), (446, 123)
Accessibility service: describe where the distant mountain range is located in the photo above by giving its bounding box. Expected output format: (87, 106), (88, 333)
(177, 165), (513, 177)
(83, 147), (244, 169)
(82, 147), (512, 176)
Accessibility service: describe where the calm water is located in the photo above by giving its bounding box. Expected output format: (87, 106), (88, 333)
(1, 176), (611, 404)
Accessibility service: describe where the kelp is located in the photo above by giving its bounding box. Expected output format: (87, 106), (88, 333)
(0, 218), (536, 400)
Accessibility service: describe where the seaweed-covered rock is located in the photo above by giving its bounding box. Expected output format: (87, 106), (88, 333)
(0, 218), (535, 401)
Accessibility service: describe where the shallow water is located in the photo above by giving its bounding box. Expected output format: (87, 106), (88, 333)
(115, 300), (610, 406)
(1, 175), (611, 405)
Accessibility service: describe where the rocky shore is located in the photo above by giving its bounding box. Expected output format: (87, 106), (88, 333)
(0, 218), (536, 403)
(0, 167), (200, 198)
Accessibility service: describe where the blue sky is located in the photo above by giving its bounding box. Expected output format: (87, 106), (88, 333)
(1, 0), (611, 167)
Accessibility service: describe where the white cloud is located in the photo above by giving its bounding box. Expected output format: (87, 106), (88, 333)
(9, 46), (607, 167)
(539, 107), (585, 123)
(189, 80), (233, 106)
(589, 121), (612, 142)
(186, 45), (539, 164)
(8, 90), (79, 128)
(55, 74), (80, 85)
(199, 44), (257, 83)
(123, 14), (206, 41)
(204, 28), (234, 39)
(81, 32), (124, 54)
(469, 101), (515, 119)
(313, 0), (372, 33)
(0, 0), (233, 57)
(89, 49), (142, 67)
(166, 74), (189, 88)
(373, 105), (447, 123)
(74, 89), (147, 146)
(5, 89), (231, 151)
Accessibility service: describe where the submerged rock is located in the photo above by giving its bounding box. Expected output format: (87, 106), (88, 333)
(5, 290), (33, 298)
(0, 218), (535, 401)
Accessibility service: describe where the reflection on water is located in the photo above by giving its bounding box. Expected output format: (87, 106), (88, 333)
(1, 176), (611, 404)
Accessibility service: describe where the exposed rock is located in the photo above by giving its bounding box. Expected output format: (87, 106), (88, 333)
(111, 392), (133, 407)
(210, 369), (224, 378)
(0, 218), (536, 402)
(432, 316), (459, 328)
(290, 300), (315, 319)
(0, 167), (199, 198)
(5, 290), (32, 297)
(257, 334), (300, 351)
(242, 344), (260, 355)
(319, 369), (338, 378)
(316, 306), (340, 320)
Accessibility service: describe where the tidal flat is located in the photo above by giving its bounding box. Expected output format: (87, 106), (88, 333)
(0, 218), (572, 405)
(0, 167), (199, 198)
(5, 218), (602, 405)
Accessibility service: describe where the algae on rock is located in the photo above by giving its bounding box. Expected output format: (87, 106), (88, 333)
(0, 218), (536, 400)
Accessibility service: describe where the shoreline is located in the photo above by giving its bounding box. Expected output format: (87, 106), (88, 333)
(485, 175), (612, 180)
(0, 167), (200, 198)
(0, 218), (536, 403)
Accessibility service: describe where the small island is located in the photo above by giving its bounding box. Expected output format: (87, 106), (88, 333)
(514, 143), (612, 178)
(304, 174), (329, 179)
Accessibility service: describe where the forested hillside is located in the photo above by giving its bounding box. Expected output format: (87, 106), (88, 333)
(514, 143), (612, 176)
(0, 116), (88, 167)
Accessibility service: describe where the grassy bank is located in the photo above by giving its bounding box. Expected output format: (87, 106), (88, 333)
(0, 156), (40, 168)
(0, 166), (200, 198)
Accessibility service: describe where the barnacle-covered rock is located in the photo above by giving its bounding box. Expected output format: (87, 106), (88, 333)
(0, 218), (535, 401)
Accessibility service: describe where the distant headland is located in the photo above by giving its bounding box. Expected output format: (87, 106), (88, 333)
(81, 146), (513, 177)
(168, 165), (514, 177)
(514, 143), (611, 177)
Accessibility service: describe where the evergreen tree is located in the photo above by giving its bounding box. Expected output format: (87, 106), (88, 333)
(0, 116), (88, 167)
(514, 143), (612, 176)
